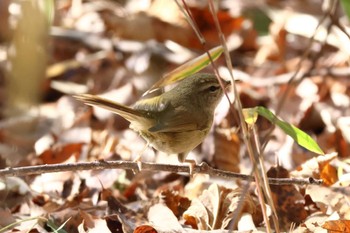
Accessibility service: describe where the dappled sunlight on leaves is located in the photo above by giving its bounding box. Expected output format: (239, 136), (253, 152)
(1, 0), (350, 232)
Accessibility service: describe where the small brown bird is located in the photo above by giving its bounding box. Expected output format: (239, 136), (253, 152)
(75, 73), (229, 171)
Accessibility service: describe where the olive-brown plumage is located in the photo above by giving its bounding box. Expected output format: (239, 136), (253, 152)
(74, 73), (229, 162)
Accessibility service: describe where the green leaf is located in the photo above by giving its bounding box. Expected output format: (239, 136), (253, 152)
(340, 0), (350, 20)
(243, 108), (258, 125)
(244, 106), (324, 155)
(243, 8), (271, 36)
(46, 217), (70, 233)
(38, 0), (55, 25)
(143, 46), (223, 96)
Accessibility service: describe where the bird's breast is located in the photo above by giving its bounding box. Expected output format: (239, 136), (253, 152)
(138, 128), (210, 155)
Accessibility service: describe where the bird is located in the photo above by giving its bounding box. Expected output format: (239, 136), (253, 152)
(74, 73), (230, 173)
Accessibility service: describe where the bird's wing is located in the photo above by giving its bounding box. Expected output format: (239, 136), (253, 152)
(135, 96), (202, 133)
(133, 95), (168, 112)
(148, 114), (199, 132)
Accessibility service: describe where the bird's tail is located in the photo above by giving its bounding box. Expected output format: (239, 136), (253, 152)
(74, 94), (151, 129)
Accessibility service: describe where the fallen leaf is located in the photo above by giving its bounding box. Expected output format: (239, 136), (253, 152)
(105, 214), (125, 233)
(212, 128), (240, 173)
(267, 166), (307, 230)
(319, 162), (338, 186)
(189, 7), (253, 49)
(305, 185), (350, 219)
(134, 225), (158, 233)
(102, 188), (147, 232)
(83, 218), (112, 233)
(0, 208), (16, 228)
(39, 143), (83, 164)
(290, 153), (337, 179)
(161, 189), (191, 218)
(183, 184), (255, 230)
(322, 219), (350, 232)
(0, 177), (31, 209)
(147, 203), (184, 232)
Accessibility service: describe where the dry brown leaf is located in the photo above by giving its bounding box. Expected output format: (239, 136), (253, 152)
(319, 162), (338, 186)
(160, 189), (191, 218)
(212, 128), (240, 173)
(322, 219), (350, 232)
(39, 143), (83, 164)
(298, 104), (325, 135)
(147, 204), (184, 232)
(89, 129), (121, 161)
(81, 217), (113, 233)
(267, 166), (307, 229)
(148, 0), (184, 26)
(102, 188), (148, 232)
(102, 3), (250, 50)
(335, 118), (350, 158)
(254, 20), (287, 65)
(4, 0), (350, 231)
(290, 153), (337, 179)
(134, 225), (158, 233)
(0, 208), (16, 228)
(101, 11), (193, 48)
(306, 185), (350, 220)
(183, 184), (255, 230)
(327, 128), (350, 159)
(105, 214), (125, 233)
(294, 213), (330, 232)
(0, 0), (11, 41)
(189, 7), (247, 47)
(0, 177), (31, 209)
(79, 210), (96, 229)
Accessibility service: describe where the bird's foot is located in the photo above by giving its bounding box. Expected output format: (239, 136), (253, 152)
(132, 154), (143, 174)
(184, 159), (197, 177)
(132, 142), (150, 173)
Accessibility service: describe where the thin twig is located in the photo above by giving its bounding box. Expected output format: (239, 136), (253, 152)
(0, 160), (323, 185)
(174, 0), (206, 45)
(261, 0), (339, 151)
(206, 1), (278, 232)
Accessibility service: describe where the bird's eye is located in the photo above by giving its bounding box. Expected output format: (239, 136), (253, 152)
(208, 85), (219, 92)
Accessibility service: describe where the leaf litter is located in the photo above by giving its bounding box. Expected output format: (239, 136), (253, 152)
(0, 0), (350, 232)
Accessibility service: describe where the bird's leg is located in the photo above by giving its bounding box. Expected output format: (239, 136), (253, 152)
(184, 159), (197, 176)
(133, 142), (149, 173)
(178, 152), (196, 176)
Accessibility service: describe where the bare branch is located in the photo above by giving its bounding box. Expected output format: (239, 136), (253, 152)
(0, 161), (322, 185)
